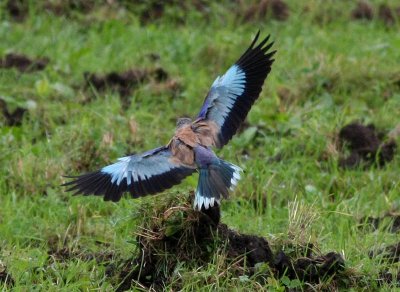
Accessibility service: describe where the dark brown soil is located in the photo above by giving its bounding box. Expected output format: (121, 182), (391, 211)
(243, 0), (289, 22)
(43, 0), (95, 16)
(378, 270), (400, 286)
(139, 1), (168, 24)
(378, 4), (396, 26)
(270, 0), (290, 21)
(274, 250), (345, 283)
(0, 98), (27, 126)
(369, 242), (400, 263)
(6, 0), (27, 21)
(338, 123), (396, 168)
(0, 262), (14, 287)
(84, 69), (148, 97)
(0, 53), (49, 73)
(243, 0), (269, 22)
(219, 223), (274, 268)
(6, 0), (97, 20)
(360, 213), (400, 233)
(351, 1), (374, 20)
(84, 67), (175, 107)
(137, 0), (210, 25)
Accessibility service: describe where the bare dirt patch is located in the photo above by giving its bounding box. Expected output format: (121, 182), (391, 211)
(369, 242), (400, 286)
(360, 213), (400, 233)
(242, 0), (289, 22)
(0, 53), (49, 73)
(0, 261), (14, 287)
(6, 0), (27, 21)
(43, 0), (95, 16)
(136, 0), (210, 25)
(274, 249), (345, 283)
(84, 67), (180, 107)
(370, 242), (400, 264)
(0, 98), (27, 126)
(338, 123), (396, 168)
(351, 1), (374, 20)
(378, 4), (396, 26)
(351, 1), (399, 26)
(377, 270), (400, 286)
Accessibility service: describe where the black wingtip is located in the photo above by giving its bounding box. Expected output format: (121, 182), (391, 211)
(215, 31), (276, 148)
(252, 30), (261, 47)
(61, 174), (85, 186)
(244, 31), (261, 55)
(256, 34), (271, 50)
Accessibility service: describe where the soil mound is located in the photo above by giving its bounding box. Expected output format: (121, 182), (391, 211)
(0, 261), (14, 287)
(109, 198), (346, 290)
(0, 53), (49, 73)
(0, 98), (27, 126)
(360, 213), (400, 233)
(243, 0), (289, 22)
(338, 123), (396, 168)
(83, 67), (178, 107)
(351, 1), (374, 20)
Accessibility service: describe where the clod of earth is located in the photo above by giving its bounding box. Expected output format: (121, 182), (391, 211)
(43, 0), (95, 16)
(83, 67), (173, 107)
(359, 213), (400, 233)
(109, 198), (346, 290)
(0, 98), (27, 126)
(0, 261), (14, 287)
(377, 271), (400, 287)
(378, 4), (396, 26)
(274, 250), (345, 283)
(6, 0), (27, 21)
(368, 241), (400, 287)
(84, 69), (147, 97)
(338, 123), (396, 168)
(269, 0), (290, 21)
(369, 242), (400, 263)
(242, 0), (289, 23)
(0, 53), (49, 73)
(147, 53), (161, 61)
(351, 1), (374, 20)
(138, 0), (210, 25)
(7, 0), (97, 20)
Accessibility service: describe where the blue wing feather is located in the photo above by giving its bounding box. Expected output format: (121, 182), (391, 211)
(63, 146), (195, 202)
(197, 32), (276, 148)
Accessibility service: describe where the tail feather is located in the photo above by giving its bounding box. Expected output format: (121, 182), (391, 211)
(194, 159), (243, 210)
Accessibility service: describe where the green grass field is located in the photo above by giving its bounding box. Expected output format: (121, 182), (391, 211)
(1, 0), (400, 290)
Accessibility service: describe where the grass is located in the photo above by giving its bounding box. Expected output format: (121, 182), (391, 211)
(1, 0), (400, 290)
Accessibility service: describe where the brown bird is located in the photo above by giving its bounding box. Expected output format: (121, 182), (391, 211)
(63, 31), (276, 210)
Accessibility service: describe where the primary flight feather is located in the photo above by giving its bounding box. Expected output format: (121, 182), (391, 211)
(63, 31), (276, 210)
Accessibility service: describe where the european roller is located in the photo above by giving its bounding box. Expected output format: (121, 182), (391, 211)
(64, 32), (276, 211)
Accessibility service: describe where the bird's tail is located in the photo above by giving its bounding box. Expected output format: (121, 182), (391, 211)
(194, 159), (242, 210)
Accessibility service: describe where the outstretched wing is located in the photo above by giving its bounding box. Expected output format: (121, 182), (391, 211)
(63, 146), (196, 202)
(196, 32), (276, 148)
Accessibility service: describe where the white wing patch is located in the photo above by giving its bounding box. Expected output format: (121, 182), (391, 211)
(102, 153), (174, 186)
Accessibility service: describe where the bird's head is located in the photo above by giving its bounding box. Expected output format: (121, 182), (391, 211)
(176, 117), (192, 129)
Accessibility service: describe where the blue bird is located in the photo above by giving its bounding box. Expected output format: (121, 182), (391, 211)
(63, 32), (276, 210)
